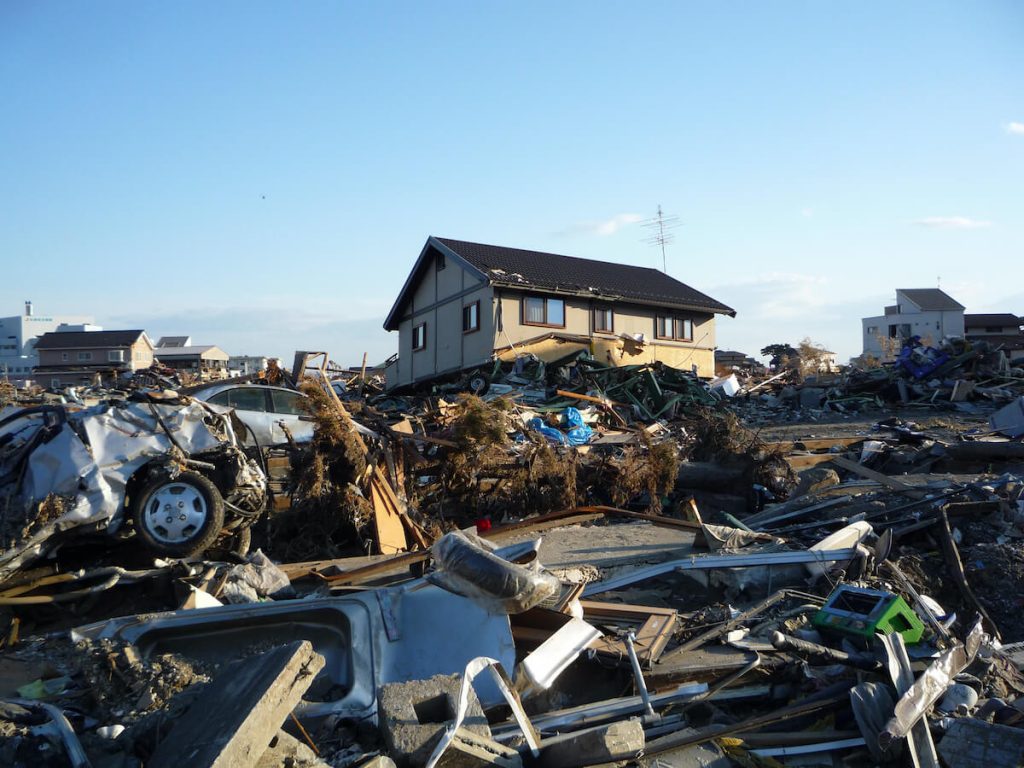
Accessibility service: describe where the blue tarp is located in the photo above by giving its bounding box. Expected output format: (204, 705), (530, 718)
(563, 407), (594, 446)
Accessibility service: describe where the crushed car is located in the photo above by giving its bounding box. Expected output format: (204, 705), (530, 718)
(0, 392), (267, 583)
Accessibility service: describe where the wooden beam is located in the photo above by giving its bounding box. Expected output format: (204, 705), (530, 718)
(785, 453), (843, 471)
(829, 456), (926, 499)
(765, 437), (866, 452)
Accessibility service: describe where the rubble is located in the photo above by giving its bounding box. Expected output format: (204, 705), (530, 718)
(1, 345), (1024, 767)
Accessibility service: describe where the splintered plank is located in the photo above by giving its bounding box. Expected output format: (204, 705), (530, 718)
(370, 469), (410, 555)
(785, 453), (844, 471)
(765, 437), (866, 452)
(148, 640), (325, 768)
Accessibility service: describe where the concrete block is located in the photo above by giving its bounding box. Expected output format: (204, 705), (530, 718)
(257, 730), (330, 768)
(377, 673), (490, 767)
(937, 717), (1024, 767)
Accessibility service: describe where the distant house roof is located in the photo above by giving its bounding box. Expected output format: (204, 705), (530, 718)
(35, 330), (148, 350)
(965, 313), (1021, 328)
(154, 345), (229, 361)
(897, 289), (965, 311)
(156, 336), (192, 348)
(385, 236), (735, 330)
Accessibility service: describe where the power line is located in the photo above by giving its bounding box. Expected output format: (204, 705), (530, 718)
(641, 205), (681, 272)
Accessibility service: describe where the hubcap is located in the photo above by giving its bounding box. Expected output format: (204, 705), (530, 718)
(143, 482), (208, 544)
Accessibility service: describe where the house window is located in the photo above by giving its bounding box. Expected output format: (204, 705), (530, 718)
(866, 326), (878, 335)
(77, 351), (93, 362)
(523, 296), (565, 327)
(656, 316), (693, 341)
(61, 352), (69, 361)
(108, 350), (126, 362)
(984, 326), (1002, 333)
(412, 323), (427, 351)
(436, 253), (446, 271)
(593, 306), (614, 333)
(462, 301), (480, 333)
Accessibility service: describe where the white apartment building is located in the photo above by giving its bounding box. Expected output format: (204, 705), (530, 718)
(0, 301), (97, 385)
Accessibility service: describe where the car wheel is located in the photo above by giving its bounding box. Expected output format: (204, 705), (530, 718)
(132, 471), (226, 557)
(222, 525), (252, 557)
(468, 375), (490, 395)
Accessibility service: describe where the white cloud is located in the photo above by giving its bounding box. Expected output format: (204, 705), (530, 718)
(557, 213), (645, 237)
(1005, 122), (1024, 135)
(711, 272), (830, 320)
(914, 216), (992, 230)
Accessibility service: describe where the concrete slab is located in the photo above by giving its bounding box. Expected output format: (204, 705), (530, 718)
(499, 521), (696, 574)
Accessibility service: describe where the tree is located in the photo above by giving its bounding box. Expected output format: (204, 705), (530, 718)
(797, 338), (830, 374)
(760, 343), (799, 369)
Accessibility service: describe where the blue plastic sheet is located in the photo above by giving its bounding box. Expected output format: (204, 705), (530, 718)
(528, 417), (568, 445)
(563, 407), (594, 446)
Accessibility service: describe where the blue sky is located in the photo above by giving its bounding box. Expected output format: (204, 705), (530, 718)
(2, 2), (1021, 366)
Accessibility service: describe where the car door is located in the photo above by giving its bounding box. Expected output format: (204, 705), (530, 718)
(268, 389), (314, 444)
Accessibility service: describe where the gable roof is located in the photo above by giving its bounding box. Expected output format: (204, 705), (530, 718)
(35, 330), (148, 350)
(897, 289), (965, 311)
(965, 313), (1021, 328)
(384, 236), (735, 330)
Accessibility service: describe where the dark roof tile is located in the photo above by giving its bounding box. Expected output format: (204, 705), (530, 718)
(437, 238), (734, 315)
(898, 289), (964, 311)
(35, 330), (146, 350)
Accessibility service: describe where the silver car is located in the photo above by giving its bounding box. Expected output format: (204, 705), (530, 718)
(193, 384), (315, 446)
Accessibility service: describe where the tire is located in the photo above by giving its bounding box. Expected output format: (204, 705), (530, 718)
(132, 471), (226, 558)
(468, 375), (490, 395)
(223, 525), (252, 557)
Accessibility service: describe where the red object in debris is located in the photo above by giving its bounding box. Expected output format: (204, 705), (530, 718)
(475, 518), (492, 533)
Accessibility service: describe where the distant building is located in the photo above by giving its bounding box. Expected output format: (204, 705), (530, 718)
(714, 349), (765, 375)
(34, 330), (154, 388)
(0, 301), (96, 385)
(965, 313), (1024, 362)
(862, 289), (965, 361)
(154, 343), (230, 380)
(228, 355), (268, 377)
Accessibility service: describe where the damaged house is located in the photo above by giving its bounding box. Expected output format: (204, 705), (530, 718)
(861, 289), (966, 361)
(383, 236), (735, 389)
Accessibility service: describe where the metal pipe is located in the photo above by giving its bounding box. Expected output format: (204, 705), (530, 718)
(624, 631), (655, 718)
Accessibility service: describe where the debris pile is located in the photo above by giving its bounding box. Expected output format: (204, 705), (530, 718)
(1, 350), (1024, 766)
(723, 336), (1024, 423)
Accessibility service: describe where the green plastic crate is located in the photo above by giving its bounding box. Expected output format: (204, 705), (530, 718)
(813, 585), (925, 645)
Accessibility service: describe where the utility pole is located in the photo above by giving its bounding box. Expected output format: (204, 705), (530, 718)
(642, 205), (680, 272)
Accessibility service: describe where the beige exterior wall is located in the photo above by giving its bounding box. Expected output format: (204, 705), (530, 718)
(390, 255), (493, 387)
(36, 337), (155, 388)
(494, 291), (718, 377)
(38, 339), (153, 370)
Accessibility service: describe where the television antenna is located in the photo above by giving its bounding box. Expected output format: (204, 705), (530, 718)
(642, 205), (681, 272)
